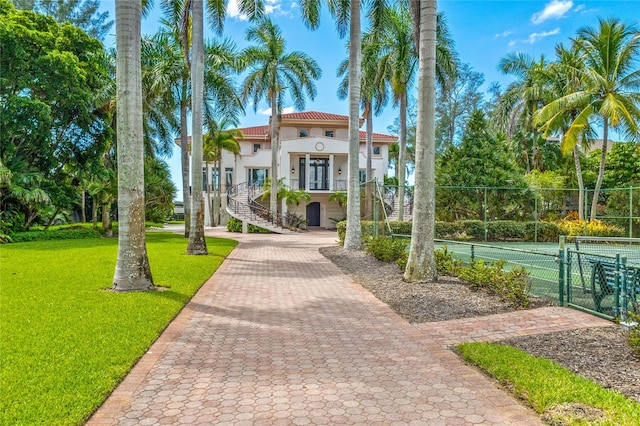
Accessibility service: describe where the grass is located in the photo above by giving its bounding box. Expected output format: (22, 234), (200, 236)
(458, 342), (640, 425)
(0, 233), (237, 425)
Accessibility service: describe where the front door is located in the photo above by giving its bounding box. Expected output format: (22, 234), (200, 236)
(306, 202), (321, 226)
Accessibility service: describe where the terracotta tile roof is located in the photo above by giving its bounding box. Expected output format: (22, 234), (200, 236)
(238, 125), (269, 136)
(281, 111), (350, 121)
(360, 131), (397, 141)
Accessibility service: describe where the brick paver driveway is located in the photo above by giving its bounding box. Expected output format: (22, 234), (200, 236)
(88, 229), (557, 425)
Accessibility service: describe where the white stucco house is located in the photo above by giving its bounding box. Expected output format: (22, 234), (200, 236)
(183, 111), (397, 230)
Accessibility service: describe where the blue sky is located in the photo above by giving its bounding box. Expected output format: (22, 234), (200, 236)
(98, 0), (639, 196)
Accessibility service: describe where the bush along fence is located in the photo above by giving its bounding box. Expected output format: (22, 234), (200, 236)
(370, 183), (640, 239)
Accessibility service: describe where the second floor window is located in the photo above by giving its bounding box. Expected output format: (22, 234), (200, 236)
(373, 146), (381, 156)
(324, 130), (334, 137)
(299, 129), (309, 137)
(253, 143), (261, 153)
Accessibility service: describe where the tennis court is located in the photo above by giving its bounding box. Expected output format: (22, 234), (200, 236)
(435, 237), (640, 320)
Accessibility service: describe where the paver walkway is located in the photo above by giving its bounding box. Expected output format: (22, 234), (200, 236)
(88, 229), (611, 425)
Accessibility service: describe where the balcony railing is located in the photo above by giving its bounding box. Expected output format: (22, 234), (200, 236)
(289, 179), (347, 191)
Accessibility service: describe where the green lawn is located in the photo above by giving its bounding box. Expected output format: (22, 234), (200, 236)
(0, 233), (237, 425)
(458, 342), (640, 425)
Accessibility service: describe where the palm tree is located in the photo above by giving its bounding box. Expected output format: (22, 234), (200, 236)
(495, 52), (550, 172)
(536, 19), (640, 220)
(378, 3), (417, 221)
(203, 120), (242, 226)
(186, 0), (207, 254)
(112, 0), (154, 291)
(534, 43), (597, 220)
(241, 18), (321, 222)
(404, 0), (438, 282)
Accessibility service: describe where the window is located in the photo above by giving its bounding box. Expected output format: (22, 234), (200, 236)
(299, 129), (309, 137)
(225, 168), (233, 189)
(253, 143), (261, 153)
(359, 170), (367, 183)
(247, 168), (268, 185)
(324, 130), (334, 138)
(373, 146), (381, 156)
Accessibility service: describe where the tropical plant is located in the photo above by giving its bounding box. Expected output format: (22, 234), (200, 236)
(495, 52), (550, 172)
(535, 18), (640, 220)
(203, 120), (242, 226)
(241, 17), (321, 223)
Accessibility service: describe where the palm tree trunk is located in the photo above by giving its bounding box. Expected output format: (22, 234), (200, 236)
(92, 196), (99, 229)
(102, 202), (113, 238)
(187, 0), (208, 254)
(365, 101), (373, 219)
(180, 102), (190, 237)
(590, 120), (609, 221)
(81, 188), (87, 222)
(573, 145), (585, 220)
(112, 0), (154, 291)
(270, 97), (278, 222)
(397, 91), (407, 221)
(404, 0), (437, 282)
(343, 0), (362, 251)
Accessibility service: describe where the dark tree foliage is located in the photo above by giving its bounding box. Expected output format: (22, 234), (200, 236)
(1, 0), (110, 230)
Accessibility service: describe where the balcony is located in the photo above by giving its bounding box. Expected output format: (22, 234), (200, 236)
(289, 179), (347, 192)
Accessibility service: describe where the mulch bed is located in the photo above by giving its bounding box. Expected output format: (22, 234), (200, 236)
(320, 246), (640, 403)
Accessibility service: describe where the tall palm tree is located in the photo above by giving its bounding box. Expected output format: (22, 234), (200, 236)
(378, 3), (417, 221)
(404, 0), (438, 282)
(535, 43), (597, 220)
(299, 0), (387, 251)
(536, 18), (640, 220)
(337, 30), (389, 184)
(187, 0), (207, 254)
(203, 120), (242, 226)
(112, 0), (154, 291)
(496, 52), (549, 172)
(241, 18), (321, 220)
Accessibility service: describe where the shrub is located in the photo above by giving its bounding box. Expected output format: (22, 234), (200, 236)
(457, 259), (530, 307)
(524, 221), (563, 242)
(226, 218), (270, 234)
(365, 237), (407, 262)
(9, 228), (102, 243)
(557, 218), (624, 237)
(486, 221), (526, 241)
(434, 246), (463, 276)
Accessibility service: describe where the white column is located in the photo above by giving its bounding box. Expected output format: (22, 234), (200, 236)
(329, 154), (334, 191)
(305, 153), (310, 191)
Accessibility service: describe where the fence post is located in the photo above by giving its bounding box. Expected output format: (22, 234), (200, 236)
(483, 188), (488, 242)
(471, 244), (475, 263)
(373, 181), (379, 238)
(558, 236), (565, 307)
(534, 192), (539, 243)
(614, 254), (621, 319)
(630, 186), (634, 239)
(620, 255), (628, 323)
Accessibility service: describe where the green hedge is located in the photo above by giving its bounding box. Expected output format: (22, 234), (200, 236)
(8, 228), (102, 243)
(337, 220), (565, 243)
(226, 218), (270, 234)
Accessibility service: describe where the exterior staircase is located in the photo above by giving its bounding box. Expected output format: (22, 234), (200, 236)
(226, 182), (291, 234)
(384, 191), (413, 222)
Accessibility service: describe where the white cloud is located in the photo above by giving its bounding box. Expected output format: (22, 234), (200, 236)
(531, 0), (573, 24)
(494, 30), (513, 39)
(526, 28), (561, 44)
(226, 0), (249, 21)
(508, 40), (517, 47)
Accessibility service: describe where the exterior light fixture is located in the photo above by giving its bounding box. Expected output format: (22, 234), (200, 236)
(338, 166), (342, 175)
(291, 166), (295, 174)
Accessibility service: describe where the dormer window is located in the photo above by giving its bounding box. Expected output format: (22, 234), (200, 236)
(324, 130), (334, 138)
(299, 129), (309, 137)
